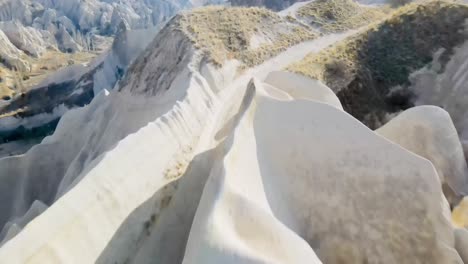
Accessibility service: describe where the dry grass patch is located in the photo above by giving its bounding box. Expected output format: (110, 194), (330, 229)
(179, 6), (317, 67)
(0, 49), (100, 101)
(296, 0), (389, 33)
(288, 0), (468, 127)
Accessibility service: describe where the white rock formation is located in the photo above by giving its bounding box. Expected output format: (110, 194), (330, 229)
(0, 200), (47, 246)
(0, 67), (462, 263)
(376, 105), (468, 205)
(0, 21), (55, 57)
(0, 12), (463, 263)
(56, 25), (82, 53)
(409, 41), (468, 157)
(0, 0), (43, 25)
(92, 24), (158, 94)
(454, 228), (468, 263)
(183, 79), (458, 263)
(0, 23), (200, 245)
(0, 29), (30, 71)
(265, 70), (343, 109)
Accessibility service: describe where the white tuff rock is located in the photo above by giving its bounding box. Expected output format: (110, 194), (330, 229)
(0, 29), (30, 71)
(376, 105), (468, 205)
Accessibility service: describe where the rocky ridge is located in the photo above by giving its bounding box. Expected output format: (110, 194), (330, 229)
(0, 1), (468, 263)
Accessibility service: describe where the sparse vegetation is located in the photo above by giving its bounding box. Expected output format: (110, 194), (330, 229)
(179, 6), (317, 67)
(238, 27), (315, 67)
(0, 49), (99, 102)
(288, 0), (468, 128)
(296, 0), (389, 33)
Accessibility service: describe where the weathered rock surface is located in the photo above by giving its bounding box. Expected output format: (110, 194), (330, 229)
(376, 106), (468, 206)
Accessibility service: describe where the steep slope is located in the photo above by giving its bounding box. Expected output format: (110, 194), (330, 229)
(0, 30), (30, 101)
(0, 0), (229, 157)
(376, 106), (468, 206)
(288, 0), (468, 128)
(0, 25), (157, 158)
(0, 3), (357, 158)
(0, 7), (355, 257)
(183, 79), (459, 264)
(294, 0), (388, 33)
(0, 2), (467, 263)
(0, 30), (29, 72)
(0, 0), (230, 100)
(407, 40), (468, 152)
(0, 20), (56, 57)
(178, 6), (318, 67)
(0, 13), (207, 246)
(0, 0), (384, 156)
(0, 70), (464, 263)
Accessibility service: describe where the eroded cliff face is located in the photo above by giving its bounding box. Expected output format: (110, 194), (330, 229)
(0, 66), (466, 263)
(1, 2), (468, 263)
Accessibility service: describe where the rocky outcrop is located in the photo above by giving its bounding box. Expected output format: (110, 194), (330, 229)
(0, 20), (55, 57)
(0, 0), (228, 158)
(454, 228), (468, 263)
(376, 106), (468, 206)
(0, 30), (30, 71)
(0, 68), (464, 262)
(0, 3), (468, 263)
(0, 25), (157, 151)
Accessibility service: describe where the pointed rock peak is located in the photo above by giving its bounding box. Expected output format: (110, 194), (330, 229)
(116, 21), (130, 35)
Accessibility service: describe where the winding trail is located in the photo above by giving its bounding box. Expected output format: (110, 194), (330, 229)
(198, 28), (359, 154)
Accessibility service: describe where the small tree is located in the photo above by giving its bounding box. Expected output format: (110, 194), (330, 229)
(325, 59), (348, 79)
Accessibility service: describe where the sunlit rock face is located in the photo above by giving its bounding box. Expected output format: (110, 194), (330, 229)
(0, 2), (468, 263)
(376, 106), (468, 206)
(0, 71), (463, 263)
(408, 41), (468, 156)
(0, 29), (30, 71)
(0, 20), (56, 57)
(184, 79), (459, 264)
(0, 0), (228, 159)
(454, 228), (468, 263)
